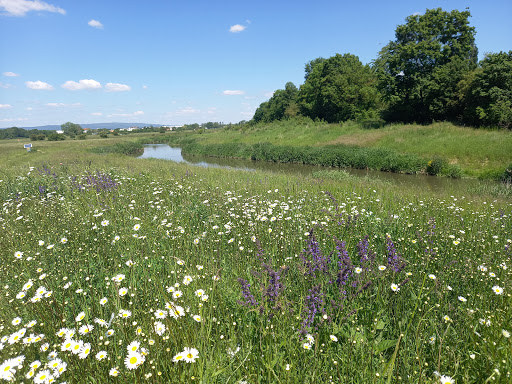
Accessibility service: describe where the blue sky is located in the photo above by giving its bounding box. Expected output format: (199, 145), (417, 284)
(0, 0), (510, 128)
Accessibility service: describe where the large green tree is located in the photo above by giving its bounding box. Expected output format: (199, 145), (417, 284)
(61, 122), (83, 137)
(459, 51), (512, 129)
(376, 8), (478, 123)
(298, 53), (380, 123)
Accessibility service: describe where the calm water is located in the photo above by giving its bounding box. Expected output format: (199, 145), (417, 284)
(138, 144), (494, 193)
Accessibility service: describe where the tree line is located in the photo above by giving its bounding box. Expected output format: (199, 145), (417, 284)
(252, 8), (512, 129)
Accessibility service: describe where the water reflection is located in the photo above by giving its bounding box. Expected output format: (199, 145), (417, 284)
(138, 144), (492, 193)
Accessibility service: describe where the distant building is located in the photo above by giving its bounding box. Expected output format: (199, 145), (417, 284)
(56, 130), (64, 134)
(126, 126), (140, 132)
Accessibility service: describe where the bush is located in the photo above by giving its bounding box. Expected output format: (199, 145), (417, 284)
(426, 157), (447, 175)
(47, 133), (65, 141)
(78, 134), (87, 140)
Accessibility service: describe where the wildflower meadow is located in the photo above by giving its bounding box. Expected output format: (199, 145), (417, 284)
(0, 149), (511, 383)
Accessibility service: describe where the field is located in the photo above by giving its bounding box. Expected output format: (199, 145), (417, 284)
(1, 137), (511, 383)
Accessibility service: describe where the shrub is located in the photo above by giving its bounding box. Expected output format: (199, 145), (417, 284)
(426, 157), (447, 175)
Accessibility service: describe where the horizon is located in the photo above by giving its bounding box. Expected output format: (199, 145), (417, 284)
(1, 0), (511, 129)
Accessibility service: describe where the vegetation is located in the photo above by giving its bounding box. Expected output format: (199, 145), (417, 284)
(165, 120), (512, 179)
(251, 8), (512, 129)
(0, 137), (511, 383)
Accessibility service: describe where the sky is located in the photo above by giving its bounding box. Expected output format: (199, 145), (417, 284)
(0, 0), (511, 128)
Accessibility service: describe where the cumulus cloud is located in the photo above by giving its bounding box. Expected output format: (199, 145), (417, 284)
(25, 80), (54, 90)
(223, 90), (245, 95)
(0, 0), (66, 16)
(0, 82), (12, 89)
(105, 82), (131, 92)
(88, 19), (103, 29)
(0, 104), (12, 109)
(229, 24), (246, 33)
(61, 79), (102, 90)
(3, 71), (19, 77)
(91, 112), (103, 116)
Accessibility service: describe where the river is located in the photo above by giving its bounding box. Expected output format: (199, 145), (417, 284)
(138, 144), (498, 193)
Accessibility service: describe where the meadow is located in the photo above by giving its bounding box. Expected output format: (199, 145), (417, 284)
(0, 137), (511, 383)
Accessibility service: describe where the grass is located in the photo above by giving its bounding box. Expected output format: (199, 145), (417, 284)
(185, 120), (512, 178)
(0, 137), (511, 383)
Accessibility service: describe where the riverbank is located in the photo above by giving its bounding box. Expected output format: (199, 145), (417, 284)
(163, 119), (512, 179)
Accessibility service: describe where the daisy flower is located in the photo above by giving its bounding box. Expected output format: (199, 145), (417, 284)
(79, 343), (91, 359)
(95, 351), (107, 361)
(109, 367), (120, 377)
(354, 267), (362, 274)
(492, 285), (503, 295)
(391, 283), (400, 292)
(75, 311), (86, 322)
(125, 351), (144, 370)
(330, 335), (338, 342)
(154, 309), (167, 319)
(14, 251), (23, 259)
(182, 347), (199, 363)
(172, 352), (184, 363)
(99, 297), (108, 306)
(127, 341), (140, 353)
(378, 265), (386, 271)
(119, 287), (128, 296)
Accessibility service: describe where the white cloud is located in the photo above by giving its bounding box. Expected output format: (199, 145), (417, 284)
(0, 117), (28, 122)
(26, 107), (32, 111)
(0, 104), (12, 109)
(62, 79), (102, 90)
(88, 19), (103, 29)
(0, 0), (65, 16)
(3, 71), (19, 77)
(91, 112), (103, 116)
(229, 24), (246, 33)
(412, 12), (422, 16)
(142, 85), (148, 89)
(25, 80), (54, 90)
(0, 82), (12, 88)
(108, 110), (144, 117)
(105, 82), (131, 92)
(46, 102), (82, 107)
(264, 91), (275, 98)
(223, 90), (245, 95)
(176, 107), (200, 115)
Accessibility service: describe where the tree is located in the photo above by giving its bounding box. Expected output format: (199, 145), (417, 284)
(375, 8), (478, 123)
(252, 82), (299, 123)
(459, 51), (512, 128)
(61, 122), (83, 137)
(304, 57), (326, 80)
(298, 53), (380, 123)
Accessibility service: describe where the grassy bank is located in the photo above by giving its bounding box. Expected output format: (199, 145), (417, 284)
(171, 120), (512, 178)
(0, 138), (511, 383)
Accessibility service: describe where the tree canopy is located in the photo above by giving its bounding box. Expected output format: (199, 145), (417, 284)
(249, 8), (510, 129)
(61, 122), (83, 136)
(375, 8), (478, 122)
(298, 53), (380, 123)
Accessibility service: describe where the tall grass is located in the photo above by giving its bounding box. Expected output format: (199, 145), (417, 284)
(0, 143), (511, 383)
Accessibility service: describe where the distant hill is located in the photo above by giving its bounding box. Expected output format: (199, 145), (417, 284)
(0, 123), (164, 131)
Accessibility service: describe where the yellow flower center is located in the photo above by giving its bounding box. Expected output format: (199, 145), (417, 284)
(129, 356), (138, 364)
